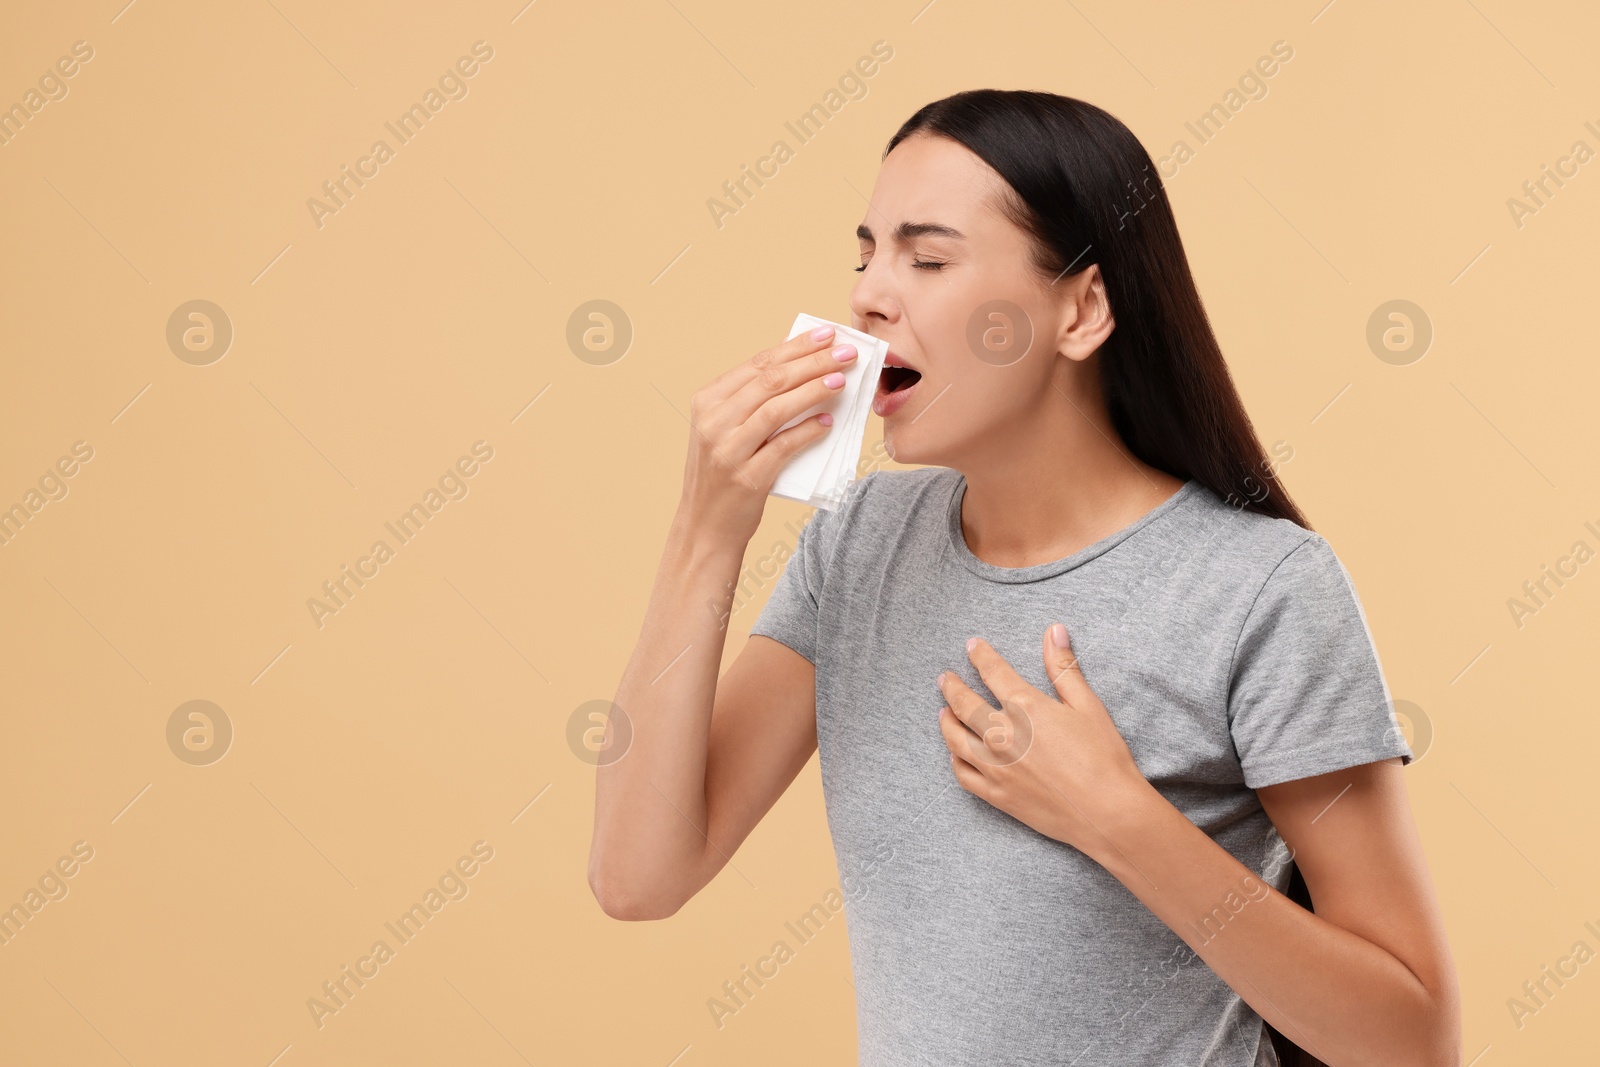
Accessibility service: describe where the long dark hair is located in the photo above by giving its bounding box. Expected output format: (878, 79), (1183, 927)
(884, 89), (1310, 531)
(886, 90), (1322, 1067)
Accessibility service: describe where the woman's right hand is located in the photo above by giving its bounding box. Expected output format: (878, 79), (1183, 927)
(678, 323), (859, 545)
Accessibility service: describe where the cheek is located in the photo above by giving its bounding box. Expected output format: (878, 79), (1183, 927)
(918, 283), (1046, 381)
(889, 289), (1055, 452)
(944, 363), (1046, 430)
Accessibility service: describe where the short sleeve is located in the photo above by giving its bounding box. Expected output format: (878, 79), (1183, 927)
(1227, 534), (1415, 789)
(747, 479), (861, 666)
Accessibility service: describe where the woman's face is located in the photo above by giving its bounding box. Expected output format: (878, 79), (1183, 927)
(850, 131), (1106, 467)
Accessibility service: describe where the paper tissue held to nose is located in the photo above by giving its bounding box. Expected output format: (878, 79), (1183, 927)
(766, 313), (889, 510)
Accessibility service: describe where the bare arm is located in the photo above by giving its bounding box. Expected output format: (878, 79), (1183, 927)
(938, 631), (1462, 1066)
(588, 324), (858, 920)
(1095, 760), (1462, 1066)
(586, 521), (819, 920)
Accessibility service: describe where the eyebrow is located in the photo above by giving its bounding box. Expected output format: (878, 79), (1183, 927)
(856, 220), (966, 242)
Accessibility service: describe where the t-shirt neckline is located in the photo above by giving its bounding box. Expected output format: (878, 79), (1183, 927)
(945, 471), (1201, 584)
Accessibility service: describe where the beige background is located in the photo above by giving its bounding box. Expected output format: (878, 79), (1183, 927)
(1, 0), (1596, 1062)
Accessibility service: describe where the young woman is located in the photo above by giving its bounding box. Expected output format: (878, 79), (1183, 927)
(589, 90), (1461, 1067)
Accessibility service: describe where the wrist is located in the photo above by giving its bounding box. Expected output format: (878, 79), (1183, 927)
(1081, 771), (1170, 872)
(667, 504), (748, 573)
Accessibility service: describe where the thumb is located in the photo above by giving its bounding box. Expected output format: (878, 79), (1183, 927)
(1043, 622), (1088, 707)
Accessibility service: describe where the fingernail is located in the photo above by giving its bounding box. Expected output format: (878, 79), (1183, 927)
(1051, 623), (1069, 647)
(823, 372), (845, 388)
(810, 325), (834, 341)
(966, 637), (977, 652)
(818, 412), (833, 426)
(833, 344), (857, 362)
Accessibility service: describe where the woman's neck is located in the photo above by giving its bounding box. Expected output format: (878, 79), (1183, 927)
(951, 408), (1187, 570)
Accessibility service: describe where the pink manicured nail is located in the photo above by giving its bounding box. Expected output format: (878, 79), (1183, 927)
(833, 344), (857, 362)
(823, 372), (845, 388)
(818, 412), (833, 426)
(810, 325), (834, 341)
(966, 637), (978, 652)
(1051, 623), (1070, 647)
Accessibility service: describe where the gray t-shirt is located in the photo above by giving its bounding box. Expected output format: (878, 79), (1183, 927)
(749, 465), (1414, 1067)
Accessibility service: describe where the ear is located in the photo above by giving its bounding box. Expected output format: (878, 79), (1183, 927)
(1055, 264), (1114, 363)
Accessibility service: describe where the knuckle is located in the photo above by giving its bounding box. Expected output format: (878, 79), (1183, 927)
(755, 402), (788, 442)
(693, 409), (726, 444)
(751, 348), (774, 370)
(756, 362), (786, 391)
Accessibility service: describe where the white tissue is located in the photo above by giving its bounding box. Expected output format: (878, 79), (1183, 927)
(767, 313), (889, 511)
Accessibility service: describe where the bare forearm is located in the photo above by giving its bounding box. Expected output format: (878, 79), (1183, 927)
(590, 504), (745, 912)
(1090, 781), (1453, 1067)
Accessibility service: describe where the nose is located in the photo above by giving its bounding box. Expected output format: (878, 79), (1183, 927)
(848, 259), (901, 335)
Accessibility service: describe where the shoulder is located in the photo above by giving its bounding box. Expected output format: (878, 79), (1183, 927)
(829, 465), (954, 526)
(797, 466), (953, 559)
(1181, 481), (1325, 576)
(1173, 486), (1380, 655)
(1171, 483), (1369, 623)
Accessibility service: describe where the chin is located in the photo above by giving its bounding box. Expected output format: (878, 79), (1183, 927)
(879, 426), (929, 467)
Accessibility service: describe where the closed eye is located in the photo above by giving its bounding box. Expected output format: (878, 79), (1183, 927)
(853, 260), (946, 273)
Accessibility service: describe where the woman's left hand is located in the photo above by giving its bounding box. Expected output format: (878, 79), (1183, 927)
(936, 623), (1153, 857)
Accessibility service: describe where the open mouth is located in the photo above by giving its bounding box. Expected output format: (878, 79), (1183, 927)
(878, 365), (923, 394)
(873, 360), (923, 417)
